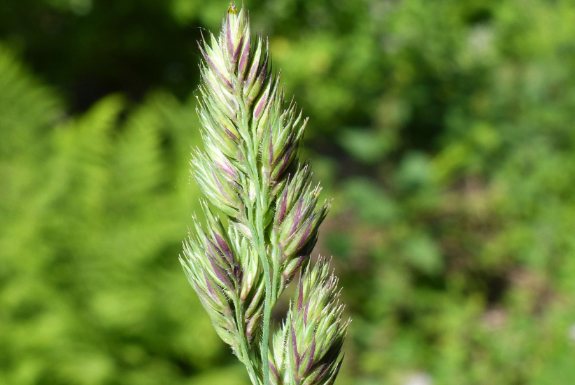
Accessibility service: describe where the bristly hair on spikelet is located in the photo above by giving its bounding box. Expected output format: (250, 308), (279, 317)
(179, 3), (349, 384)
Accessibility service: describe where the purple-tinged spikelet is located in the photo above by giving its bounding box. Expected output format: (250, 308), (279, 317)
(269, 257), (350, 385)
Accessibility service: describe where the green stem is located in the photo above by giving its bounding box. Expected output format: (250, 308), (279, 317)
(245, 171), (272, 384)
(234, 298), (260, 384)
(244, 157), (272, 384)
(234, 68), (272, 385)
(272, 270), (280, 308)
(255, 202), (272, 385)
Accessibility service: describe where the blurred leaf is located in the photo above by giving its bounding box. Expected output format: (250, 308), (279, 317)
(338, 128), (395, 164)
(343, 178), (399, 225)
(402, 233), (443, 275)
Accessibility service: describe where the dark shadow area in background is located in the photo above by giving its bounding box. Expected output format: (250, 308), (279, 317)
(0, 0), (202, 112)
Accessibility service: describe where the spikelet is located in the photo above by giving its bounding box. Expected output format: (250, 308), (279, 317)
(180, 202), (264, 352)
(269, 257), (349, 385)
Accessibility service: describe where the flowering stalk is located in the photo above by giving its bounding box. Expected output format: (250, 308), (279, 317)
(180, 3), (349, 384)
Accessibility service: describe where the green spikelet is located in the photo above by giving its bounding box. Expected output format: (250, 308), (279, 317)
(269, 258), (349, 385)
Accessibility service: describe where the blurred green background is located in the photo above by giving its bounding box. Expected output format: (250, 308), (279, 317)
(1, 0), (575, 384)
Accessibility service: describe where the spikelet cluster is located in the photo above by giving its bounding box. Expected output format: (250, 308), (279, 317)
(181, 202), (264, 352)
(269, 258), (349, 385)
(179, 4), (349, 384)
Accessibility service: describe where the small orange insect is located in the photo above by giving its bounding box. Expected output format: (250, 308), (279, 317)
(228, 2), (238, 14)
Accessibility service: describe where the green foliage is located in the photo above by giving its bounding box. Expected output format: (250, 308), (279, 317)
(2, 0), (575, 384)
(0, 44), (244, 385)
(302, 1), (575, 384)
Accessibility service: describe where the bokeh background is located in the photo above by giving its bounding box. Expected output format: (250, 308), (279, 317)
(1, 0), (575, 384)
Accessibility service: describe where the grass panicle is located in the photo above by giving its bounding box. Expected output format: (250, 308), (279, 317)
(180, 4), (349, 384)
